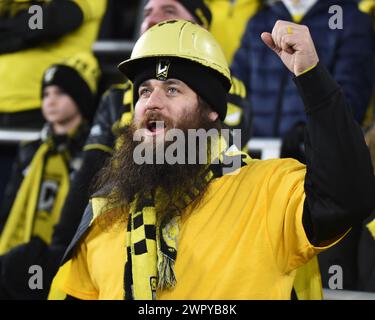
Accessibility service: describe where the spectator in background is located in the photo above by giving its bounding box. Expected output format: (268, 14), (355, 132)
(98, 0), (140, 40)
(0, 0), (107, 212)
(0, 0), (107, 128)
(317, 0), (375, 292)
(231, 0), (375, 142)
(0, 0), (252, 300)
(206, 0), (262, 64)
(0, 52), (100, 299)
(358, 0), (375, 293)
(359, 0), (375, 128)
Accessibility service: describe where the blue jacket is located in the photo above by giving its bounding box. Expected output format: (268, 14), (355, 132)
(231, 0), (375, 137)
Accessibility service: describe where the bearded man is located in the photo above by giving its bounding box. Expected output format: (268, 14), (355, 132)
(57, 20), (375, 300)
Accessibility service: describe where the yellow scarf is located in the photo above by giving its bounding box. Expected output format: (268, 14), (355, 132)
(0, 140), (69, 254)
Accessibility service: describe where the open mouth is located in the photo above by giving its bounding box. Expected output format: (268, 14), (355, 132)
(145, 120), (166, 136)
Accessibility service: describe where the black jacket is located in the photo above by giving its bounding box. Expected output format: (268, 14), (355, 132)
(295, 63), (375, 244)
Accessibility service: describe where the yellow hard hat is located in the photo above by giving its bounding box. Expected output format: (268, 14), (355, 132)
(118, 19), (231, 90)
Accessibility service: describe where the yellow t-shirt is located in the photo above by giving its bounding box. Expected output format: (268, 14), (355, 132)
(207, 0), (261, 64)
(62, 158), (343, 300)
(0, 0), (107, 113)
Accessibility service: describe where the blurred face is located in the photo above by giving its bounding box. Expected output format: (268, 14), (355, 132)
(42, 85), (81, 126)
(141, 0), (196, 34)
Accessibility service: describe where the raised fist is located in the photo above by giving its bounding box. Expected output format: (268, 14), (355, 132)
(261, 20), (319, 76)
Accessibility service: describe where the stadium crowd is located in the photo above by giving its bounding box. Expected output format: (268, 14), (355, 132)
(0, 0), (375, 300)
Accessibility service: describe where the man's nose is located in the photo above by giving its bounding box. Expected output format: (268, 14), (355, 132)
(144, 88), (164, 111)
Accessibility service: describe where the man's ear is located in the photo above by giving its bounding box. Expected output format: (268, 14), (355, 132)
(208, 111), (219, 122)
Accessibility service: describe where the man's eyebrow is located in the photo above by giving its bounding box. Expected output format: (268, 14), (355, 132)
(139, 79), (183, 88)
(163, 79), (182, 86)
(139, 80), (151, 88)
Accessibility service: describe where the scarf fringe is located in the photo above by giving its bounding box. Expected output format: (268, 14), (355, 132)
(157, 251), (177, 290)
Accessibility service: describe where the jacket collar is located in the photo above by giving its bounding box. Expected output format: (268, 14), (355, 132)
(267, 0), (353, 22)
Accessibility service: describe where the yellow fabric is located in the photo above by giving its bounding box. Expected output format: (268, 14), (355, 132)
(367, 218), (375, 240)
(359, 0), (375, 17)
(91, 196), (111, 222)
(61, 158), (346, 300)
(119, 20), (231, 87)
(229, 76), (247, 98)
(293, 257), (323, 300)
(0, 142), (69, 253)
(292, 14), (303, 23)
(128, 203), (158, 300)
(207, 0), (261, 64)
(83, 144), (112, 153)
(225, 102), (243, 126)
(121, 136), (247, 300)
(0, 0), (48, 17)
(48, 260), (71, 300)
(362, 96), (375, 129)
(31, 153), (70, 244)
(0, 0), (107, 113)
(118, 85), (133, 128)
(0, 143), (47, 253)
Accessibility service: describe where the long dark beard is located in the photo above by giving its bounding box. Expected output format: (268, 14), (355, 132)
(93, 109), (221, 226)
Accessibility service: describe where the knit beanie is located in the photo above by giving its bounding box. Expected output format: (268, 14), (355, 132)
(41, 52), (100, 121)
(132, 57), (228, 121)
(177, 0), (212, 28)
